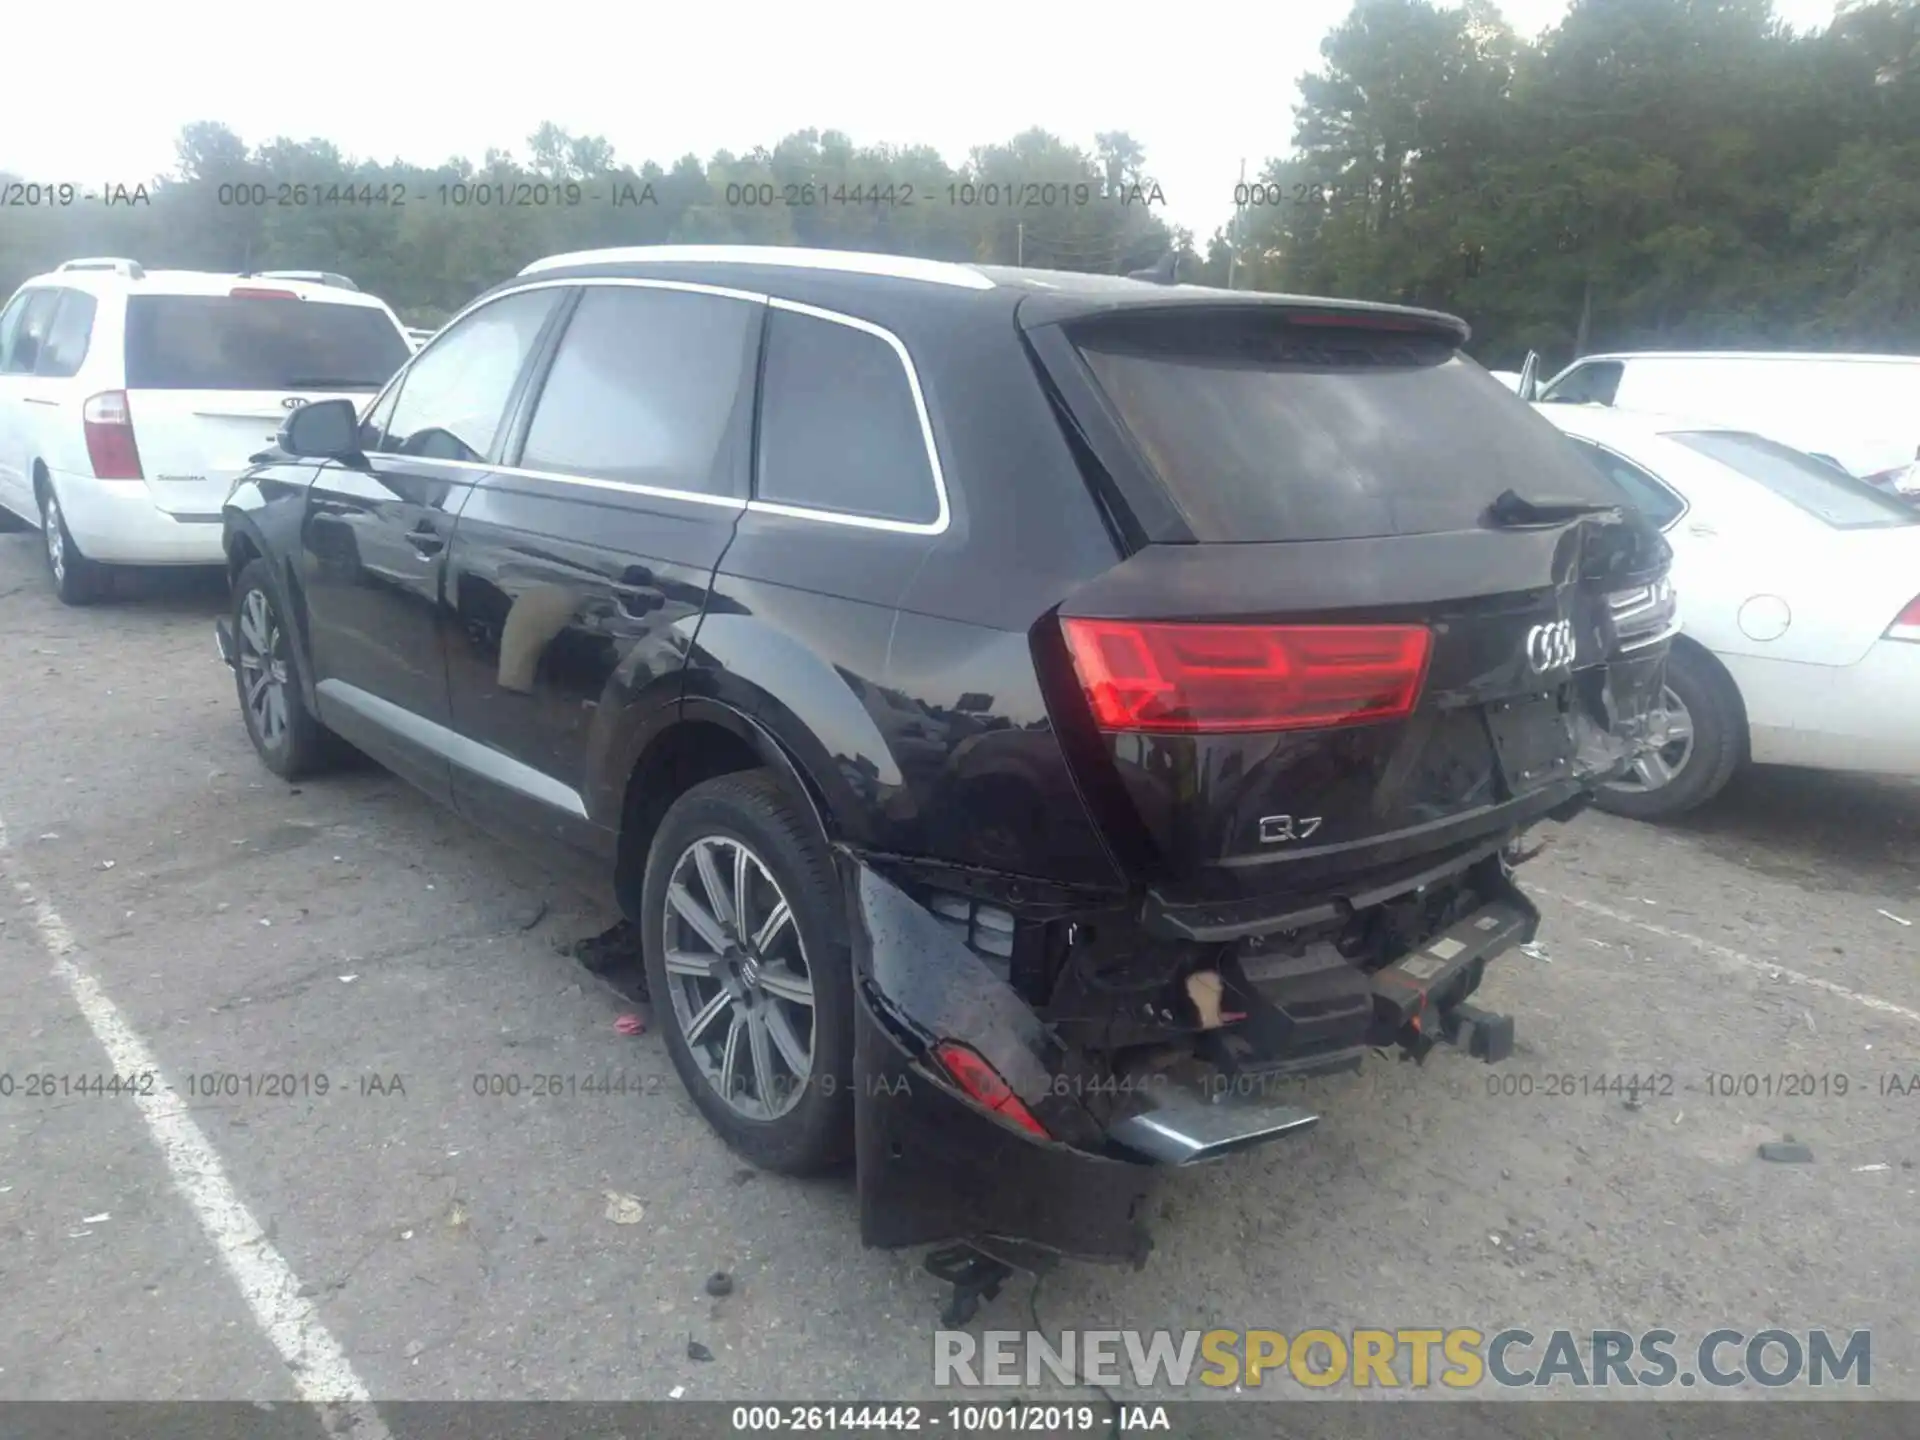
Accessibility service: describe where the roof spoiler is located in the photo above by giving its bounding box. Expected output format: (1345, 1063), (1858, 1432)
(58, 257), (145, 279)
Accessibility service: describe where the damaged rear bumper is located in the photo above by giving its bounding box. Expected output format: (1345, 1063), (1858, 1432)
(842, 851), (1537, 1267)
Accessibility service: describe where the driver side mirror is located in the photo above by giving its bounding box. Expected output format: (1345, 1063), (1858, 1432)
(1516, 351), (1541, 403)
(279, 398), (364, 462)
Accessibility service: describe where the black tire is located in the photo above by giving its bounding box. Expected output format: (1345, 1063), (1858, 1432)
(39, 483), (108, 605)
(1592, 644), (1742, 820)
(641, 769), (854, 1175)
(231, 558), (334, 781)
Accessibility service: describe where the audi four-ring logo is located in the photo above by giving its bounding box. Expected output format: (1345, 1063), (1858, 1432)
(1526, 620), (1576, 672)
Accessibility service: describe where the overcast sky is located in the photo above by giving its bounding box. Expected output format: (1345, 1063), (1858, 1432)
(4, 0), (1844, 242)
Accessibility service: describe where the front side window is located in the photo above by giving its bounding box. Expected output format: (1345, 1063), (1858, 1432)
(754, 306), (942, 526)
(0, 292), (33, 371)
(517, 285), (759, 496)
(1, 290), (61, 376)
(36, 291), (98, 378)
(1565, 438), (1687, 529)
(377, 289), (562, 464)
(1540, 360), (1623, 406)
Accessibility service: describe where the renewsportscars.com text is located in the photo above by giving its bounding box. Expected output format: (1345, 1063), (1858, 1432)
(933, 1327), (1870, 1390)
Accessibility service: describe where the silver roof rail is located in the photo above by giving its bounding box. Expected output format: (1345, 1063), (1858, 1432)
(257, 270), (360, 292)
(58, 257), (145, 279)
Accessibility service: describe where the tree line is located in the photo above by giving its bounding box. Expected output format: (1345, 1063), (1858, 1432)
(2, 0), (1915, 369)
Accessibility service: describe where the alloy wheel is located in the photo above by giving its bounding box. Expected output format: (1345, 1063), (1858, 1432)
(42, 493), (65, 584)
(1611, 685), (1695, 792)
(236, 587), (293, 751)
(661, 834), (816, 1121)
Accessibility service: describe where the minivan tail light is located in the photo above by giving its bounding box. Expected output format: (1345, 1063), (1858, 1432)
(932, 1042), (1050, 1138)
(1059, 618), (1432, 733)
(1888, 595), (1920, 644)
(82, 390), (143, 480)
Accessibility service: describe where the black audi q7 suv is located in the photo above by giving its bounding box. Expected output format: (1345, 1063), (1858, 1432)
(217, 244), (1675, 1307)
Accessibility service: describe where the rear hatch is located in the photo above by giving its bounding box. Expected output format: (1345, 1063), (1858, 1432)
(1022, 300), (1673, 916)
(122, 289), (411, 514)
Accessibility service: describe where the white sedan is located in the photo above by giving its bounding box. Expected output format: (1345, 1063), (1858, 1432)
(1536, 403), (1920, 818)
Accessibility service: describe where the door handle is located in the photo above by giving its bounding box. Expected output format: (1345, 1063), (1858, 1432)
(408, 527), (446, 557)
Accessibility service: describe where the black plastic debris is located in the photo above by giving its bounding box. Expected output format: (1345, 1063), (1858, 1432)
(687, 1338), (714, 1362)
(705, 1271), (734, 1298)
(1759, 1141), (1815, 1164)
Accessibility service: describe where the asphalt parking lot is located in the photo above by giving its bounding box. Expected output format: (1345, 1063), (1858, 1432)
(2, 535), (1916, 1409)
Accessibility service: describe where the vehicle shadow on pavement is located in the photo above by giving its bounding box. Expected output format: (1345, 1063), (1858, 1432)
(1654, 765), (1920, 897)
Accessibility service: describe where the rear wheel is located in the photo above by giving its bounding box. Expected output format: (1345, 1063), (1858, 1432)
(39, 484), (107, 606)
(641, 770), (854, 1174)
(1593, 645), (1741, 820)
(231, 558), (333, 781)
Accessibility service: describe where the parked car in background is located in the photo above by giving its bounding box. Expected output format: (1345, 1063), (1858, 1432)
(1538, 403), (1920, 818)
(406, 326), (436, 350)
(213, 244), (1673, 1290)
(1533, 350), (1920, 495)
(1487, 369), (1523, 392)
(0, 258), (413, 603)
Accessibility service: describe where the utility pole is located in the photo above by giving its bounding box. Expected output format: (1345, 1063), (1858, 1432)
(1017, 220), (1024, 267)
(1227, 157), (1245, 290)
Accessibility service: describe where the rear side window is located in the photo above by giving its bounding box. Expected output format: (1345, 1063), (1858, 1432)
(754, 306), (942, 527)
(36, 291), (97, 378)
(1565, 438), (1687, 529)
(1072, 311), (1629, 542)
(518, 285), (758, 497)
(1668, 430), (1916, 530)
(1, 290), (61, 375)
(376, 288), (562, 464)
(1541, 360), (1623, 406)
(124, 295), (411, 391)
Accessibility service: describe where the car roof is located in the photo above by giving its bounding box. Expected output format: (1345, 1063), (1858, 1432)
(511, 245), (1470, 340)
(19, 266), (390, 307)
(1533, 403), (1747, 444)
(1561, 350), (1920, 366)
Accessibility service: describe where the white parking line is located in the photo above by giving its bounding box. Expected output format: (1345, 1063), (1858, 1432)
(0, 813), (391, 1430)
(1537, 888), (1920, 1028)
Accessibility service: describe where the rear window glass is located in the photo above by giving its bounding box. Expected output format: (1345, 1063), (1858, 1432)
(1667, 430), (1917, 529)
(1073, 312), (1629, 541)
(125, 295), (410, 392)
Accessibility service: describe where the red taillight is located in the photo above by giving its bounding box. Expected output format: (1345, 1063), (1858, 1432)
(1058, 617), (1432, 734)
(229, 286), (300, 300)
(933, 1042), (1049, 1138)
(1888, 595), (1920, 644)
(82, 390), (143, 480)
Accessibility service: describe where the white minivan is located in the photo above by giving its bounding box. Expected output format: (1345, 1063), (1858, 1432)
(0, 258), (413, 603)
(1534, 350), (1920, 493)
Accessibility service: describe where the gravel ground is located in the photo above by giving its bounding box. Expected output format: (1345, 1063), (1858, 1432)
(0, 536), (1914, 1417)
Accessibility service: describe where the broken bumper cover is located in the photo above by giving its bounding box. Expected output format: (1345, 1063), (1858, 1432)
(846, 857), (1157, 1266)
(842, 855), (1529, 1266)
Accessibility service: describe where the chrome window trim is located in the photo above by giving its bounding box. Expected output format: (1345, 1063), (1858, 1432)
(362, 276), (951, 536)
(750, 296), (951, 536)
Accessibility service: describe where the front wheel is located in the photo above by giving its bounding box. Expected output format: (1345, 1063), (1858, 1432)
(1593, 645), (1742, 820)
(641, 770), (854, 1174)
(231, 559), (334, 781)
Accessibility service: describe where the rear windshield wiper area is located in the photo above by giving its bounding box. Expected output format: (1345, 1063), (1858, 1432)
(1484, 488), (1622, 528)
